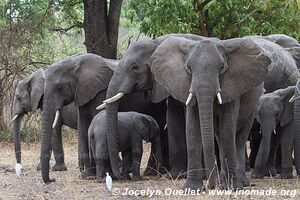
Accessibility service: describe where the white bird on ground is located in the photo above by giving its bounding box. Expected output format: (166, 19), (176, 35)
(106, 172), (112, 192)
(15, 163), (22, 178)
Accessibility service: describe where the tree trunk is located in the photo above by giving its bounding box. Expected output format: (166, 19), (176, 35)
(83, 0), (123, 59)
(0, 80), (6, 132)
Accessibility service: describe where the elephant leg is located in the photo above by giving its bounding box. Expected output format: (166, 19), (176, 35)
(131, 143), (143, 181)
(166, 97), (186, 179)
(51, 123), (67, 171)
(143, 140), (158, 177)
(279, 124), (293, 179)
(183, 106), (203, 191)
(249, 125), (261, 169)
(122, 150), (132, 180)
(218, 101), (242, 190)
(78, 109), (95, 177)
(235, 113), (255, 187)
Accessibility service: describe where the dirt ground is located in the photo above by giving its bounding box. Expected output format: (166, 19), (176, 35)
(1, 140), (300, 200)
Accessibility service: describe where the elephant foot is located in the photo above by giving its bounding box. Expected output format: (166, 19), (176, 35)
(36, 162), (41, 171)
(169, 169), (186, 180)
(52, 163), (67, 171)
(183, 180), (203, 192)
(239, 174), (250, 187)
(132, 175), (142, 181)
(219, 174), (243, 190)
(265, 168), (276, 177)
(252, 168), (266, 179)
(96, 176), (105, 183)
(279, 173), (293, 179)
(80, 168), (96, 180)
(143, 167), (158, 176)
(279, 168), (293, 179)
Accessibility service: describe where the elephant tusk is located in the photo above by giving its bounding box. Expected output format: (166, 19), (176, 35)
(259, 130), (262, 134)
(217, 92), (223, 104)
(96, 103), (106, 110)
(274, 129), (277, 134)
(185, 93), (193, 106)
(11, 114), (19, 122)
(103, 92), (125, 104)
(164, 124), (167, 130)
(52, 110), (60, 128)
(289, 94), (296, 102)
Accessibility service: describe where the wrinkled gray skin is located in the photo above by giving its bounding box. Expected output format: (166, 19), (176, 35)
(88, 111), (161, 182)
(291, 80), (300, 176)
(149, 36), (299, 190)
(40, 53), (166, 183)
(254, 86), (295, 179)
(104, 34), (207, 180)
(12, 69), (77, 171)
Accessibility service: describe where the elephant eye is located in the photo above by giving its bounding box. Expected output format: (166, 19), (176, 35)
(131, 65), (139, 72)
(16, 95), (21, 100)
(57, 84), (63, 90)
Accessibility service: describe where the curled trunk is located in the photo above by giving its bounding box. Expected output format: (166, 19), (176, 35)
(13, 115), (23, 164)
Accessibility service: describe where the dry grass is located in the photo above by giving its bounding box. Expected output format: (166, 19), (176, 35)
(0, 137), (300, 200)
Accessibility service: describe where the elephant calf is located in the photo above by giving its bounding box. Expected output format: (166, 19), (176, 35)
(253, 86), (295, 179)
(88, 111), (161, 182)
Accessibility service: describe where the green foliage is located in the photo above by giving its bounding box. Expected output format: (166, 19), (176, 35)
(128, 0), (300, 40)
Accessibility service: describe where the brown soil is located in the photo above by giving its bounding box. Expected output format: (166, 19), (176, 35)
(0, 141), (299, 200)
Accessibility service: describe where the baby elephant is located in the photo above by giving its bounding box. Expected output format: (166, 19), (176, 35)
(88, 111), (161, 182)
(253, 86), (295, 179)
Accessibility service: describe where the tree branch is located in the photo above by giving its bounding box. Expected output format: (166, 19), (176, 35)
(52, 23), (83, 33)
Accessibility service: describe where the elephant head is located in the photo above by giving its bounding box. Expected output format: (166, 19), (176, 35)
(12, 68), (45, 164)
(40, 53), (113, 183)
(132, 113), (162, 162)
(150, 36), (271, 184)
(255, 86), (295, 175)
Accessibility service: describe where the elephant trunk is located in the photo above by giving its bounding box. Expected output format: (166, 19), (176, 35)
(40, 100), (55, 183)
(254, 123), (274, 171)
(294, 98), (300, 175)
(196, 90), (216, 187)
(13, 115), (23, 164)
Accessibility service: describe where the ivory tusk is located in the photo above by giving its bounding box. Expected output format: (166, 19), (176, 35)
(274, 130), (277, 134)
(11, 114), (19, 122)
(217, 92), (223, 104)
(289, 95), (296, 102)
(52, 110), (60, 128)
(103, 92), (125, 104)
(164, 124), (167, 130)
(96, 103), (106, 110)
(185, 93), (193, 106)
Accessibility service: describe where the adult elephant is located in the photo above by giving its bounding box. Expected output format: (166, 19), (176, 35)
(153, 36), (299, 189)
(40, 53), (167, 183)
(12, 69), (77, 171)
(98, 34), (206, 180)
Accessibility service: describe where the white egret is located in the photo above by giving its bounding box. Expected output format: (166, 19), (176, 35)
(106, 172), (112, 192)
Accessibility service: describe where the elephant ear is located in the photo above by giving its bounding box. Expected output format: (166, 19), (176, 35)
(279, 87), (295, 127)
(132, 114), (151, 142)
(150, 37), (196, 105)
(220, 38), (271, 103)
(74, 54), (113, 107)
(285, 47), (300, 68)
(151, 80), (170, 103)
(28, 68), (45, 111)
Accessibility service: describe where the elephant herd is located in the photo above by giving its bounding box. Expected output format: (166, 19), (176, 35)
(11, 33), (300, 191)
